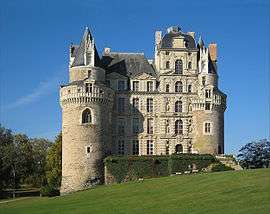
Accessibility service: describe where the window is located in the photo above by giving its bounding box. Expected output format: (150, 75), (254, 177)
(188, 84), (192, 93)
(88, 70), (91, 78)
(175, 59), (183, 74)
(132, 140), (139, 155)
(86, 146), (91, 154)
(165, 119), (170, 134)
(132, 98), (139, 112)
(175, 120), (183, 135)
(147, 81), (153, 92)
(188, 62), (192, 69)
(175, 101), (182, 113)
(175, 81), (183, 93)
(118, 119), (125, 136)
(118, 98), (125, 113)
(175, 144), (183, 154)
(202, 76), (206, 86)
(82, 109), (91, 124)
(205, 89), (211, 98)
(204, 122), (211, 134)
(133, 81), (139, 91)
(166, 61), (170, 69)
(85, 83), (92, 93)
(147, 118), (153, 134)
(132, 118), (139, 134)
(118, 80), (125, 91)
(166, 84), (170, 92)
(147, 140), (153, 155)
(205, 102), (211, 110)
(165, 141), (170, 155)
(165, 51), (169, 55)
(118, 140), (125, 155)
(147, 98), (153, 112)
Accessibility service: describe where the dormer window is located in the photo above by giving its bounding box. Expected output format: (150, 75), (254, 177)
(85, 83), (92, 93)
(118, 80), (125, 91)
(133, 81), (139, 91)
(165, 51), (169, 55)
(147, 81), (153, 92)
(175, 60), (183, 74)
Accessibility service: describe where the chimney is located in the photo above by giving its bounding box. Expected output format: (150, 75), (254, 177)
(104, 47), (111, 55)
(208, 43), (217, 61)
(188, 32), (195, 39)
(155, 31), (162, 46)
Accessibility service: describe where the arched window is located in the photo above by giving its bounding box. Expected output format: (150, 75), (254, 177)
(175, 144), (183, 154)
(175, 120), (183, 135)
(175, 59), (183, 74)
(188, 62), (192, 69)
(166, 61), (170, 69)
(175, 81), (183, 93)
(82, 109), (91, 124)
(175, 101), (182, 112)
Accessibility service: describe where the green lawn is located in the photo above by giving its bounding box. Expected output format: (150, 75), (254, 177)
(1, 169), (269, 214)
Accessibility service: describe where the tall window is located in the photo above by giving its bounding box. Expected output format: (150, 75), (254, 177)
(133, 81), (139, 91)
(132, 98), (139, 112)
(202, 76), (206, 86)
(205, 102), (211, 110)
(165, 141), (170, 155)
(118, 98), (125, 113)
(175, 59), (183, 74)
(118, 80), (125, 91)
(175, 81), (183, 93)
(188, 61), (192, 69)
(175, 144), (183, 154)
(85, 83), (92, 93)
(166, 84), (170, 92)
(166, 61), (170, 69)
(205, 89), (211, 98)
(188, 84), (192, 93)
(147, 81), (154, 92)
(118, 140), (125, 155)
(132, 140), (139, 155)
(175, 101), (182, 112)
(118, 119), (125, 136)
(147, 98), (153, 112)
(147, 140), (153, 155)
(147, 118), (153, 134)
(132, 118), (139, 134)
(204, 122), (211, 134)
(82, 109), (91, 124)
(175, 120), (183, 135)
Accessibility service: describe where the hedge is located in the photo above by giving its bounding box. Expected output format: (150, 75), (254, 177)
(104, 154), (218, 183)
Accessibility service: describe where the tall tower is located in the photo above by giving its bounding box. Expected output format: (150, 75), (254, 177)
(192, 38), (226, 154)
(60, 27), (114, 195)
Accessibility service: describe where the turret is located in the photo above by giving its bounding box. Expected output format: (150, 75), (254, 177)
(60, 28), (114, 195)
(192, 39), (226, 154)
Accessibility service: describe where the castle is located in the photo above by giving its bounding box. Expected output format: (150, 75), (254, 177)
(60, 26), (227, 194)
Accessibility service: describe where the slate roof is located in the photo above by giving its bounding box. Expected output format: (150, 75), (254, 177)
(101, 53), (157, 78)
(160, 30), (196, 49)
(70, 27), (101, 67)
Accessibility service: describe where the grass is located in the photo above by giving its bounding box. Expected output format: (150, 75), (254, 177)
(0, 169), (269, 214)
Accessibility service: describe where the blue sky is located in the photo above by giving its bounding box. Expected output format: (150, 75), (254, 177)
(0, 0), (269, 154)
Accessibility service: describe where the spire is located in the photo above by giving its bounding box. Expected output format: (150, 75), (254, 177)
(71, 26), (97, 67)
(198, 36), (204, 48)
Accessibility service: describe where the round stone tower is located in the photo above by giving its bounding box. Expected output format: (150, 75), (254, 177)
(60, 28), (114, 195)
(192, 40), (226, 154)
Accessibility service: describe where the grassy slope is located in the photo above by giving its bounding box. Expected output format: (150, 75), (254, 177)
(1, 169), (269, 214)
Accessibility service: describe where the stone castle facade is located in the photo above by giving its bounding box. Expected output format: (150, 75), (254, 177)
(60, 26), (227, 194)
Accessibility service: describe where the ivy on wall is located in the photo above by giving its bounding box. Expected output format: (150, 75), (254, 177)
(104, 154), (218, 184)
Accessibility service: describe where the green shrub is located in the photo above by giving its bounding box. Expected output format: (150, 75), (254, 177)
(211, 163), (234, 172)
(105, 154), (218, 183)
(40, 185), (59, 197)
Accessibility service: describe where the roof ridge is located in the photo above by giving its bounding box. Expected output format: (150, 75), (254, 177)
(109, 52), (144, 55)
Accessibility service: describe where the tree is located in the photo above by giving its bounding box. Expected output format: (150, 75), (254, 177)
(237, 139), (270, 169)
(0, 125), (14, 190)
(44, 133), (62, 189)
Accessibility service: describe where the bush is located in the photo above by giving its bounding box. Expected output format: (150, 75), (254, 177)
(105, 154), (218, 183)
(40, 185), (59, 197)
(211, 163), (234, 172)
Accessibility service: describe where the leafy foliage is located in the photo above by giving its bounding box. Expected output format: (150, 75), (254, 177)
(105, 154), (217, 183)
(211, 162), (234, 172)
(237, 139), (270, 169)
